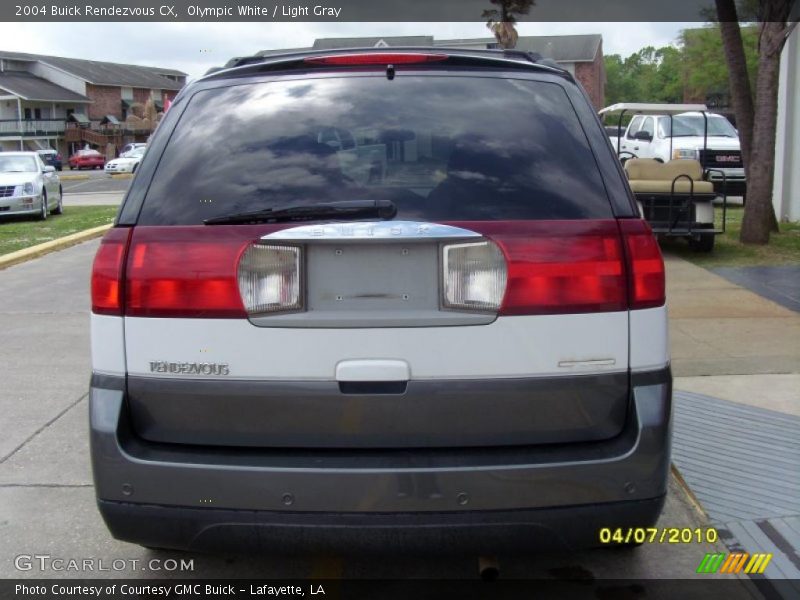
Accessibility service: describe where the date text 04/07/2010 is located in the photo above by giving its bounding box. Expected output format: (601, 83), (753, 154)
(599, 527), (719, 545)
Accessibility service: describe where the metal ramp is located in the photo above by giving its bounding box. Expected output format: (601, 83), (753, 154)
(672, 390), (800, 592)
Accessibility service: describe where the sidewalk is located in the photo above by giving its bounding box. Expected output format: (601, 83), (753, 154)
(665, 252), (799, 587)
(666, 254), (800, 379)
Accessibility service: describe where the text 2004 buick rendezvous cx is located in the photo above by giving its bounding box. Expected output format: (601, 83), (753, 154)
(89, 48), (671, 552)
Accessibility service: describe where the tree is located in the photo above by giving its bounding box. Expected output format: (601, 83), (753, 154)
(680, 25), (759, 107)
(603, 46), (684, 105)
(483, 0), (535, 49)
(716, 0), (797, 244)
(714, 2), (755, 183)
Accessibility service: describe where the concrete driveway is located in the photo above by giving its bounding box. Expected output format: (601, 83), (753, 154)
(0, 241), (753, 590)
(665, 254), (800, 378)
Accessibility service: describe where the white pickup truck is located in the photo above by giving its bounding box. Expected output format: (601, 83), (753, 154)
(600, 103), (746, 197)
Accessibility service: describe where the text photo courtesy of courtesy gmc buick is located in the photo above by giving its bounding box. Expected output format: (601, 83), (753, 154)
(89, 48), (671, 553)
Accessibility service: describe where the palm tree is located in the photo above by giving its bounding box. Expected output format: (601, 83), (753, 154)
(483, 0), (535, 49)
(716, 0), (797, 243)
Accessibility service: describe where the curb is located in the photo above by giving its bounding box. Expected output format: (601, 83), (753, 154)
(670, 462), (709, 520)
(110, 173), (133, 179)
(59, 174), (90, 181)
(0, 223), (112, 270)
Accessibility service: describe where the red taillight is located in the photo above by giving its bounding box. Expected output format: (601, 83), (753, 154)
(124, 227), (260, 318)
(619, 219), (666, 309)
(304, 53), (448, 66)
(91, 228), (132, 315)
(110, 219), (664, 320)
(469, 221), (627, 315)
(454, 219), (664, 315)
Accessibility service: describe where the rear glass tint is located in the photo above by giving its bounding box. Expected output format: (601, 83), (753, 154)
(137, 75), (612, 225)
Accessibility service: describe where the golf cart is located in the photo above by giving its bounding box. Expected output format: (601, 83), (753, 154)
(599, 103), (740, 252)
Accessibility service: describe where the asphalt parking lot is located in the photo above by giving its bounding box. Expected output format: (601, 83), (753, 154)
(0, 238), (761, 593)
(60, 169), (130, 195)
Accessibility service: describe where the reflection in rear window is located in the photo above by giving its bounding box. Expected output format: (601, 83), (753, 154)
(138, 76), (612, 225)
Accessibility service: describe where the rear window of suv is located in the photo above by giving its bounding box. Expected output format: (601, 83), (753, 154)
(137, 75), (612, 225)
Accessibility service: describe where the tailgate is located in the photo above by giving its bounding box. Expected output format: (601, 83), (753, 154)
(122, 221), (630, 449)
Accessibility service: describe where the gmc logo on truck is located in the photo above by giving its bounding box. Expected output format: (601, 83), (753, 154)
(716, 155), (740, 163)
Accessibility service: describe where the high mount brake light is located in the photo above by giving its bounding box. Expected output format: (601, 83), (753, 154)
(304, 53), (449, 66)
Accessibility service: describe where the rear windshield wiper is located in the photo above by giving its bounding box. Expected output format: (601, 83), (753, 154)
(204, 199), (397, 225)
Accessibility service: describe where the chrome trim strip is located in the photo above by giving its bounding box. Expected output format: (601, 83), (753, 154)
(262, 221), (482, 242)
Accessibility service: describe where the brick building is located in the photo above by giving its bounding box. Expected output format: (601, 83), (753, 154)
(0, 50), (186, 154)
(255, 34), (606, 109)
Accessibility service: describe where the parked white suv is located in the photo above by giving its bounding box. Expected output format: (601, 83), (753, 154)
(89, 48), (671, 553)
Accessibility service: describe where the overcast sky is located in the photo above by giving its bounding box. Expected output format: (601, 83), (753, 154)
(0, 22), (694, 80)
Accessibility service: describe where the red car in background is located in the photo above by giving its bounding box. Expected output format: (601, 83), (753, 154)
(68, 149), (105, 170)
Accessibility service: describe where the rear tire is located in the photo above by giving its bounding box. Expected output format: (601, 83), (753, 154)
(689, 234), (715, 253)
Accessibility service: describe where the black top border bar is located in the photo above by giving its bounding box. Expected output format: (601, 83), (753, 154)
(0, 0), (784, 22)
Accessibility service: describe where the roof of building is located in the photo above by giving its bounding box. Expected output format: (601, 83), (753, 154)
(436, 34), (602, 62)
(0, 50), (186, 90)
(0, 71), (90, 102)
(312, 36), (435, 50)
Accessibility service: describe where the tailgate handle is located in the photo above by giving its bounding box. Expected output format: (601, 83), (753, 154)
(335, 359), (410, 382)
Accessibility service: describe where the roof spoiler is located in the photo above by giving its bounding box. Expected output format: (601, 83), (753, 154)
(202, 47), (570, 82)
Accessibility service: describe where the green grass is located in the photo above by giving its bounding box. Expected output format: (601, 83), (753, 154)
(660, 206), (800, 267)
(0, 206), (117, 256)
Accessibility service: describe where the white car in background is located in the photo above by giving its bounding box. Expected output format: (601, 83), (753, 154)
(0, 151), (62, 220)
(105, 146), (146, 174)
(118, 142), (147, 157)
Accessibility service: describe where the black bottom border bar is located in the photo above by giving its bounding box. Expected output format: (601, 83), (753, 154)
(2, 578), (789, 600)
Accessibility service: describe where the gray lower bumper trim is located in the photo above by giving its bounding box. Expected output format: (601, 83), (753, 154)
(90, 368), (672, 515)
(98, 495), (666, 553)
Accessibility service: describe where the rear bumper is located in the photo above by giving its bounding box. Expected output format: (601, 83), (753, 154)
(90, 368), (672, 551)
(98, 495), (666, 554)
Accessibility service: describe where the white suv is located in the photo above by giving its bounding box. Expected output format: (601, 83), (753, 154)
(89, 48), (671, 552)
